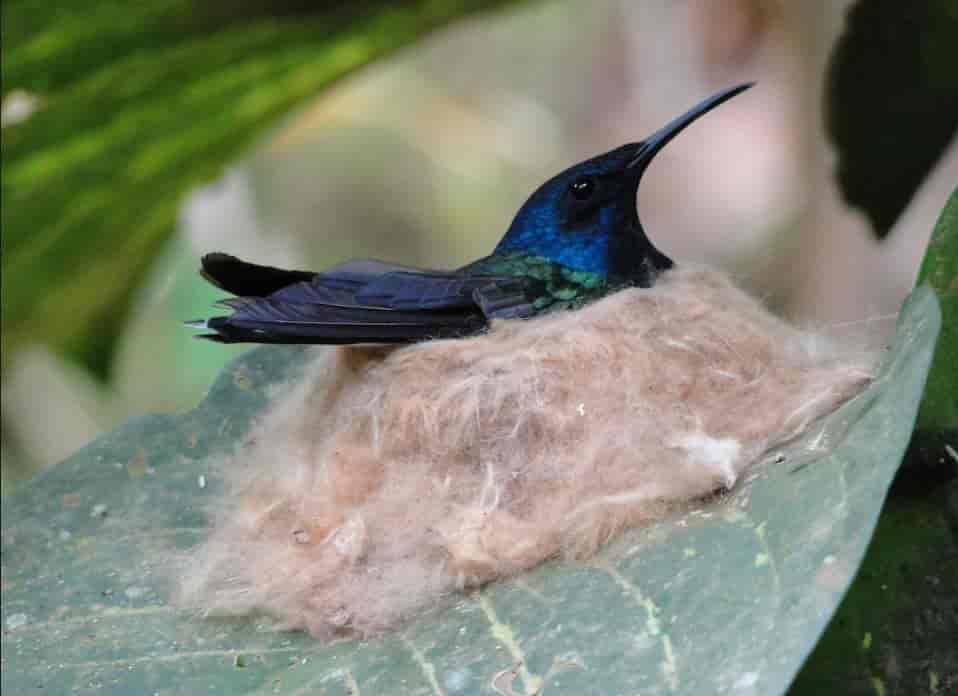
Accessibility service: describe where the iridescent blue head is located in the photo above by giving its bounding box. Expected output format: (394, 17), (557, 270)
(495, 83), (753, 286)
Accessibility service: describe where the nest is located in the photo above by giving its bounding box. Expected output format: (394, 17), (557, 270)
(176, 265), (875, 639)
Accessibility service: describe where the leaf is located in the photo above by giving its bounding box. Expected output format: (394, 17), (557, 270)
(915, 186), (958, 430)
(788, 466), (958, 696)
(1, 285), (939, 695)
(790, 189), (957, 696)
(825, 0), (958, 237)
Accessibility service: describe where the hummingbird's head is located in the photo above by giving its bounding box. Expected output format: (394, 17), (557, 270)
(495, 83), (753, 286)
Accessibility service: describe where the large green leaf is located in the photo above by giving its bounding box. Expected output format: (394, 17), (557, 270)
(1, 285), (938, 695)
(790, 190), (957, 696)
(915, 186), (957, 430)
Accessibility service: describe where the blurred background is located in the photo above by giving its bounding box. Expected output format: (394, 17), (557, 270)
(2, 0), (955, 489)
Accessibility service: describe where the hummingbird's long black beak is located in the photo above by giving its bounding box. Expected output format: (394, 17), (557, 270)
(628, 82), (754, 172)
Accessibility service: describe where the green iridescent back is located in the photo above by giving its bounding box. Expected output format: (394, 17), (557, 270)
(467, 252), (609, 313)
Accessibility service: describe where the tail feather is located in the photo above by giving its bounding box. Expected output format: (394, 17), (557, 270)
(194, 333), (229, 343)
(200, 253), (315, 297)
(194, 297), (485, 344)
(198, 317), (483, 344)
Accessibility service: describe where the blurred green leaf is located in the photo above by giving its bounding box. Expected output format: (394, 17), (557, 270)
(1, 284), (938, 694)
(1, 0), (522, 376)
(915, 187), (957, 430)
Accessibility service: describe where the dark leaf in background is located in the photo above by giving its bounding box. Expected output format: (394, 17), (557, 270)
(825, 0), (958, 238)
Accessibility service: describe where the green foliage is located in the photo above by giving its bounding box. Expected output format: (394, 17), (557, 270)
(0, 285), (938, 694)
(790, 486), (958, 696)
(915, 187), (958, 429)
(792, 191), (957, 696)
(1, 0), (518, 375)
(812, 1), (958, 689)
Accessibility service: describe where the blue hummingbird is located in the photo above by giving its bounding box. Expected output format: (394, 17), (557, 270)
(189, 83), (752, 344)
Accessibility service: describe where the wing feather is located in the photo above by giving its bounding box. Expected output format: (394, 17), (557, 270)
(193, 253), (536, 344)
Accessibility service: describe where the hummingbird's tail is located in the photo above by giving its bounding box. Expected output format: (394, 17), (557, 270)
(186, 301), (484, 344)
(199, 253), (316, 297)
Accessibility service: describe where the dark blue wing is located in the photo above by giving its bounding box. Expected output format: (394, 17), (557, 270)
(193, 253), (537, 344)
(269, 263), (527, 314)
(354, 272), (493, 309)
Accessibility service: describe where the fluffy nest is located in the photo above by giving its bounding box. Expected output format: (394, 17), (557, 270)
(176, 265), (875, 639)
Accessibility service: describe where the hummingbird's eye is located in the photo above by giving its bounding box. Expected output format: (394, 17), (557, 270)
(569, 176), (596, 200)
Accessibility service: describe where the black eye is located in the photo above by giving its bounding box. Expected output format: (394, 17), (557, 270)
(569, 176), (596, 200)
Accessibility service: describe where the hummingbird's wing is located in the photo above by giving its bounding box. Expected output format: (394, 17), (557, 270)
(190, 254), (535, 344)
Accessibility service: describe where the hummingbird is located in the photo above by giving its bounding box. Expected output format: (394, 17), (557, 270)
(189, 83), (752, 344)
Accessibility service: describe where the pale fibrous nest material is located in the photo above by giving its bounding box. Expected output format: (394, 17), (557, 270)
(177, 265), (876, 639)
